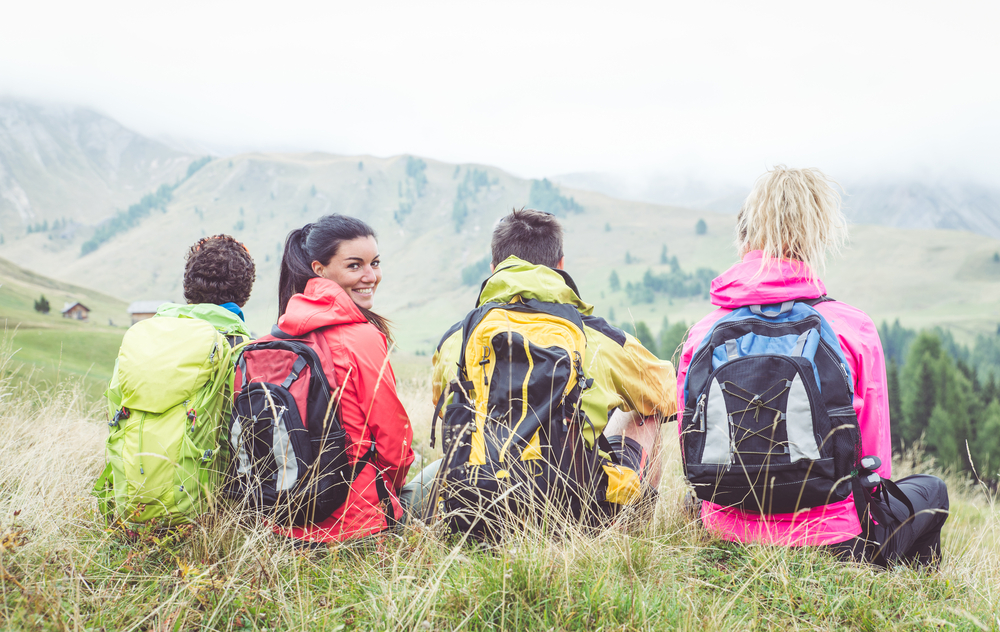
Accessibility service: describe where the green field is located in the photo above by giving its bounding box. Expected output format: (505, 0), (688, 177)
(0, 256), (126, 401)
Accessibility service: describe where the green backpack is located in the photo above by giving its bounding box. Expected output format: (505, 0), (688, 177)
(94, 304), (249, 526)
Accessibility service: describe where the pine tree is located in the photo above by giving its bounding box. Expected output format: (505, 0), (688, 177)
(632, 321), (657, 352)
(659, 321), (689, 363)
(609, 270), (620, 292)
(886, 358), (903, 427)
(900, 332), (945, 447)
(974, 399), (1000, 479)
(660, 244), (668, 264)
(33, 294), (50, 314)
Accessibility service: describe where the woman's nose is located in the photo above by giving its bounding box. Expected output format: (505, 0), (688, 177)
(361, 266), (377, 282)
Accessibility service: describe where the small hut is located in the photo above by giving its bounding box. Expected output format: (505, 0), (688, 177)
(61, 302), (90, 321)
(127, 300), (171, 325)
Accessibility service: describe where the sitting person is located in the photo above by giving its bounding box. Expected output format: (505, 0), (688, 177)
(96, 234), (255, 525)
(413, 208), (676, 536)
(262, 214), (414, 543)
(675, 166), (949, 566)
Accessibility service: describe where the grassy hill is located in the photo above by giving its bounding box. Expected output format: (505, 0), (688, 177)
(0, 256), (126, 400)
(2, 151), (1000, 356)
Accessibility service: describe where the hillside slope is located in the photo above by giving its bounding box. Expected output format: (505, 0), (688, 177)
(0, 99), (195, 237)
(2, 151), (999, 354)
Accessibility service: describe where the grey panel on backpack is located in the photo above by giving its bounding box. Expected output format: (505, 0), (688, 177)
(231, 416), (252, 476)
(786, 374), (820, 462)
(725, 339), (740, 361)
(791, 331), (811, 357)
(273, 409), (299, 491)
(701, 377), (732, 464)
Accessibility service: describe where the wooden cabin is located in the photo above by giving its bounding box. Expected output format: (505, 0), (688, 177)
(127, 300), (170, 325)
(61, 302), (90, 321)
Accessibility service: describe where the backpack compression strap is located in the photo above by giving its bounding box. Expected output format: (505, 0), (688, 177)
(351, 433), (399, 530)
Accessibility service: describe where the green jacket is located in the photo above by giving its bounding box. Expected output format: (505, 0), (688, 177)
(433, 256), (676, 449)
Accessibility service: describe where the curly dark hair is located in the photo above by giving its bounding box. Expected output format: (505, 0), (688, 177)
(183, 234), (256, 306)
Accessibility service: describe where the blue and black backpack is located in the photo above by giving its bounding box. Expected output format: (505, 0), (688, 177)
(681, 297), (862, 514)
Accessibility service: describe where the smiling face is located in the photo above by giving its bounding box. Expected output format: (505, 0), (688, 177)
(311, 235), (382, 310)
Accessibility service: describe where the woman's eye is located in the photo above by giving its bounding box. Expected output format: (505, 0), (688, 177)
(372, 260), (380, 268)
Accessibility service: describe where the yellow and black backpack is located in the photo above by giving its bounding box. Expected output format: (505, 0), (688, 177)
(431, 297), (612, 539)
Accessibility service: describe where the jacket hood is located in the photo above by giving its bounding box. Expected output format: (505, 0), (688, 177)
(479, 256), (593, 315)
(710, 250), (827, 308)
(155, 302), (251, 337)
(277, 277), (368, 336)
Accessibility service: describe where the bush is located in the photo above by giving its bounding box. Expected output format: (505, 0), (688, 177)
(33, 295), (50, 314)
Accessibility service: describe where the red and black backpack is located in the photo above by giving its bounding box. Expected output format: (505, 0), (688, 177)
(225, 325), (391, 527)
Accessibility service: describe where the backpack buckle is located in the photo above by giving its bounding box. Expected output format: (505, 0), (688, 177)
(187, 408), (197, 429)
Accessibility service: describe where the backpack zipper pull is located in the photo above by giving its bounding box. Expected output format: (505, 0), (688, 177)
(695, 394), (707, 432)
(479, 345), (491, 385)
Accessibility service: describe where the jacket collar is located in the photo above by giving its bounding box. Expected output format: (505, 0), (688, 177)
(477, 255), (593, 315)
(710, 250), (827, 309)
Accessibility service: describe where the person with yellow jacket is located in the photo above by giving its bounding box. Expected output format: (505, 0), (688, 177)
(402, 208), (676, 527)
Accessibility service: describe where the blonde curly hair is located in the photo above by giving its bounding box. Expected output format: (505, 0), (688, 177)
(735, 166), (848, 277)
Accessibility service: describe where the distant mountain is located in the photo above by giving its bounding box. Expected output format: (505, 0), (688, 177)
(553, 171), (1000, 239)
(842, 181), (1000, 239)
(0, 99), (196, 236)
(2, 102), (1000, 354)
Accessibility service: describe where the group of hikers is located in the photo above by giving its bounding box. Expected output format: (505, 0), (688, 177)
(95, 166), (950, 569)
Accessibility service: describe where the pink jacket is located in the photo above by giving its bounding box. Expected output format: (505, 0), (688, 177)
(676, 250), (892, 546)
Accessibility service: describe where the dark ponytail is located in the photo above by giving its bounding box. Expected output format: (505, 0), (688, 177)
(277, 214), (394, 345)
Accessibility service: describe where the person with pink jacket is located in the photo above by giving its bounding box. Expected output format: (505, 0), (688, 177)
(676, 166), (948, 567)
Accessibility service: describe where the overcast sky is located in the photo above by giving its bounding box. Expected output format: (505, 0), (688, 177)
(2, 1), (998, 186)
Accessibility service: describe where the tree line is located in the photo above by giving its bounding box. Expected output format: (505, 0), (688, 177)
(881, 320), (1000, 481)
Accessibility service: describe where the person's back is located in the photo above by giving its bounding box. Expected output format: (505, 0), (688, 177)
(95, 235), (255, 526)
(427, 208), (676, 537)
(676, 167), (949, 566)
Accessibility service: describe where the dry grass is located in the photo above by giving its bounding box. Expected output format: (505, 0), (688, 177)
(0, 348), (998, 630)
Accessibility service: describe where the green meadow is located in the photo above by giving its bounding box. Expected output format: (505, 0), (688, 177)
(0, 256), (126, 401)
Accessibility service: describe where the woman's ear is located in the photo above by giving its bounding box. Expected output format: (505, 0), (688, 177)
(311, 260), (326, 277)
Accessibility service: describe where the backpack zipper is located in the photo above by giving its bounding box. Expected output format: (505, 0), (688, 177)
(137, 411), (147, 475)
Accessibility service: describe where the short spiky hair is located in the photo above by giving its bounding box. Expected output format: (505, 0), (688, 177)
(491, 207), (564, 268)
(735, 166), (848, 276)
(184, 234), (256, 306)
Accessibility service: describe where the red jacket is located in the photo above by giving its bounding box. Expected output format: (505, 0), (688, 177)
(275, 277), (413, 542)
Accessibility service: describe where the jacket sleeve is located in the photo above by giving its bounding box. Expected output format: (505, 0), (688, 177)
(609, 333), (677, 419)
(349, 327), (414, 490)
(842, 311), (893, 479)
(431, 326), (463, 416)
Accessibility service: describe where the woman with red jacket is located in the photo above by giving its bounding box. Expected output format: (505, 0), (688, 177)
(274, 214), (413, 543)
